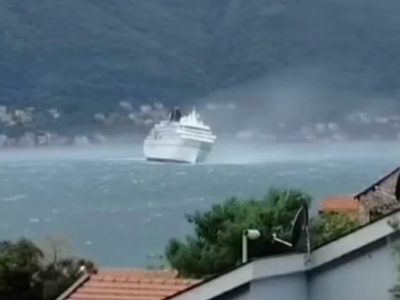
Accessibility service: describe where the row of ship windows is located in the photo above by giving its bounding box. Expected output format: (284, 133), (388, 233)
(155, 129), (212, 135)
(152, 132), (212, 139)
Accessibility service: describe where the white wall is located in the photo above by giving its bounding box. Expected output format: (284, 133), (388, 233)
(309, 239), (398, 300)
(214, 285), (250, 300)
(169, 216), (400, 300)
(205, 239), (399, 300)
(250, 273), (308, 300)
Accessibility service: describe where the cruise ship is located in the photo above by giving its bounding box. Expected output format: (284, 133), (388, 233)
(143, 107), (216, 164)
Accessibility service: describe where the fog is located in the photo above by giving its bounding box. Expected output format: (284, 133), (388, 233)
(208, 140), (400, 164)
(192, 66), (399, 140)
(0, 146), (144, 162)
(195, 68), (338, 131)
(1, 141), (399, 165)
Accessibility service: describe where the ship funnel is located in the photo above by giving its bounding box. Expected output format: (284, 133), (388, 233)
(169, 107), (182, 122)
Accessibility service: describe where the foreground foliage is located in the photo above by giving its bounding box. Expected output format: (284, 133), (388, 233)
(166, 188), (363, 278)
(165, 188), (312, 278)
(0, 238), (96, 300)
(311, 211), (359, 246)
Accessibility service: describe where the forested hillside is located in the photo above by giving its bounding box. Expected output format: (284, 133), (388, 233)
(1, 0), (400, 144)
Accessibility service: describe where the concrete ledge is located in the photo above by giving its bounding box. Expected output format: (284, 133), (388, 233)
(55, 273), (90, 300)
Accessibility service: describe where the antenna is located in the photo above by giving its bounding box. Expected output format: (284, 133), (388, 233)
(271, 204), (311, 263)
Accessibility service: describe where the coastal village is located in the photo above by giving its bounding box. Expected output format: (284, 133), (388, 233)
(2, 102), (400, 148)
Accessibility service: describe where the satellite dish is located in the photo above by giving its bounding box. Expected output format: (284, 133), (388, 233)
(395, 171), (400, 201)
(272, 204), (310, 251)
(291, 204), (309, 248)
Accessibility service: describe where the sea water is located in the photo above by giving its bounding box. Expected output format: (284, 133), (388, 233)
(0, 142), (398, 266)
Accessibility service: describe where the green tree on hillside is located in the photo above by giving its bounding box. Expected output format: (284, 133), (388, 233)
(165, 188), (312, 279)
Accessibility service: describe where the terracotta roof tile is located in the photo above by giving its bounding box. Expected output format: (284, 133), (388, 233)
(63, 269), (201, 300)
(319, 196), (359, 213)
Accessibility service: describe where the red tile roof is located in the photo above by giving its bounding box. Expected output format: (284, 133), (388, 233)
(319, 196), (359, 213)
(60, 269), (201, 300)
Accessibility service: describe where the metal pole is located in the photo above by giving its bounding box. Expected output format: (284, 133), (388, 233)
(305, 226), (311, 264)
(242, 233), (247, 263)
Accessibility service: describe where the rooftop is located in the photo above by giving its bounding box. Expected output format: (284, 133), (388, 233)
(319, 196), (358, 213)
(355, 166), (400, 217)
(57, 269), (201, 300)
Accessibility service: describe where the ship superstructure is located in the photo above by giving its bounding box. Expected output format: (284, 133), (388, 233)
(143, 107), (216, 163)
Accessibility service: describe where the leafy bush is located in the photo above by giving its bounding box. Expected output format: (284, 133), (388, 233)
(0, 238), (96, 300)
(165, 188), (312, 278)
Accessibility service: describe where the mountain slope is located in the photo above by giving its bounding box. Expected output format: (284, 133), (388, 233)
(2, 0), (400, 133)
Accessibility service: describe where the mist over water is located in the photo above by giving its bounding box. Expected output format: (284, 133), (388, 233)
(208, 141), (400, 164)
(189, 68), (400, 144)
(0, 146), (143, 162)
(193, 70), (339, 132)
(1, 141), (399, 165)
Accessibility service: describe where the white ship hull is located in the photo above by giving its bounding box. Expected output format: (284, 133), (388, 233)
(143, 138), (213, 164)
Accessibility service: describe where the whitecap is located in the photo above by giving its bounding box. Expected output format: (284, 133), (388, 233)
(29, 218), (40, 223)
(102, 157), (144, 162)
(322, 163), (337, 168)
(183, 197), (205, 203)
(175, 171), (187, 175)
(276, 171), (299, 176)
(1, 194), (27, 202)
